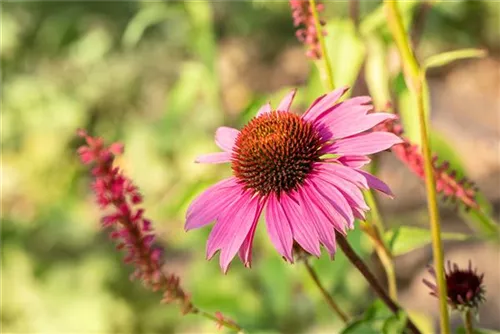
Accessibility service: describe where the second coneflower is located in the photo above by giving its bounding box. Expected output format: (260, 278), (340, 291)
(186, 87), (402, 272)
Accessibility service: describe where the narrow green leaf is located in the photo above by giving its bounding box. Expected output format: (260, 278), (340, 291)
(382, 311), (407, 334)
(424, 49), (487, 71)
(365, 35), (391, 110)
(360, 1), (419, 36)
(324, 19), (365, 89)
(386, 227), (470, 256)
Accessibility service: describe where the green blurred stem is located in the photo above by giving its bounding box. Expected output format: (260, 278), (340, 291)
(463, 309), (474, 334)
(384, 1), (450, 333)
(303, 260), (350, 323)
(336, 233), (421, 334)
(309, 0), (334, 89)
(361, 192), (398, 301)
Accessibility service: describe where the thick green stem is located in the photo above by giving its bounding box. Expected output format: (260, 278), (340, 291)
(303, 260), (350, 323)
(384, 1), (450, 333)
(309, 0), (334, 90)
(463, 309), (474, 334)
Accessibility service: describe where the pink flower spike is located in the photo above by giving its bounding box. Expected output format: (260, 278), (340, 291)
(187, 87), (398, 271)
(77, 129), (193, 312)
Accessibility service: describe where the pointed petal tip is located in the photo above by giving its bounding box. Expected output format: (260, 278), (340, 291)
(277, 89), (298, 112)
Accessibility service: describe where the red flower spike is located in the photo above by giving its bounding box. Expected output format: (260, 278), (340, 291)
(289, 0), (326, 59)
(377, 118), (478, 210)
(77, 129), (192, 311)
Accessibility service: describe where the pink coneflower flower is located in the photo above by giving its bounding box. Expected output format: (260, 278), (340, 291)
(423, 260), (485, 311)
(186, 87), (402, 272)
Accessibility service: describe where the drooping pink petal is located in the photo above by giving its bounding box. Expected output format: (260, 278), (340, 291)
(325, 113), (397, 140)
(314, 162), (368, 188)
(238, 202), (265, 268)
(256, 102), (272, 117)
(206, 192), (262, 273)
(306, 178), (348, 235)
(299, 185), (337, 257)
(337, 155), (371, 168)
(357, 170), (394, 197)
(279, 193), (321, 257)
(310, 175), (354, 228)
(185, 177), (242, 231)
(265, 193), (294, 262)
(327, 132), (403, 156)
(302, 86), (349, 122)
(195, 152), (232, 164)
(215, 127), (240, 152)
(313, 168), (368, 228)
(276, 89), (297, 112)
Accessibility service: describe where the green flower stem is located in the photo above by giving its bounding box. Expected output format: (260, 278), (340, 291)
(384, 1), (450, 333)
(304, 260), (350, 323)
(309, 0), (334, 90)
(463, 309), (474, 334)
(336, 233), (421, 334)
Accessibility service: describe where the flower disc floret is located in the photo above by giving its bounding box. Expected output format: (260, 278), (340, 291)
(232, 111), (323, 196)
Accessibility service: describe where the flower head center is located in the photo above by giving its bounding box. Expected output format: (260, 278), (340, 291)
(447, 269), (484, 308)
(231, 111), (323, 196)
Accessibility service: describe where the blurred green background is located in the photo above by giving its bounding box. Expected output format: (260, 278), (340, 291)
(2, 1), (499, 333)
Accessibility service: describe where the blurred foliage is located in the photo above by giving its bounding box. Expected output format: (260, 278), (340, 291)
(2, 1), (499, 333)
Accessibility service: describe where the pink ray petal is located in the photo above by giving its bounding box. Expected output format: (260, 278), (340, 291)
(276, 89), (297, 112)
(314, 162), (368, 188)
(299, 184), (337, 257)
(206, 192), (262, 273)
(195, 152), (232, 164)
(313, 169), (368, 229)
(328, 132), (403, 156)
(265, 193), (294, 262)
(357, 170), (394, 198)
(238, 201), (265, 268)
(185, 177), (242, 231)
(325, 113), (396, 140)
(337, 155), (371, 168)
(215, 126), (240, 152)
(309, 174), (354, 227)
(279, 193), (321, 257)
(256, 102), (272, 117)
(306, 179), (348, 235)
(302, 86), (349, 122)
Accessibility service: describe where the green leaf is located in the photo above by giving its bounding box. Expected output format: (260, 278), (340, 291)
(424, 49), (487, 71)
(430, 130), (467, 178)
(382, 311), (407, 334)
(324, 19), (365, 89)
(456, 327), (500, 334)
(341, 300), (393, 334)
(386, 227), (471, 256)
(364, 35), (391, 110)
(121, 3), (171, 49)
(360, 1), (419, 36)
